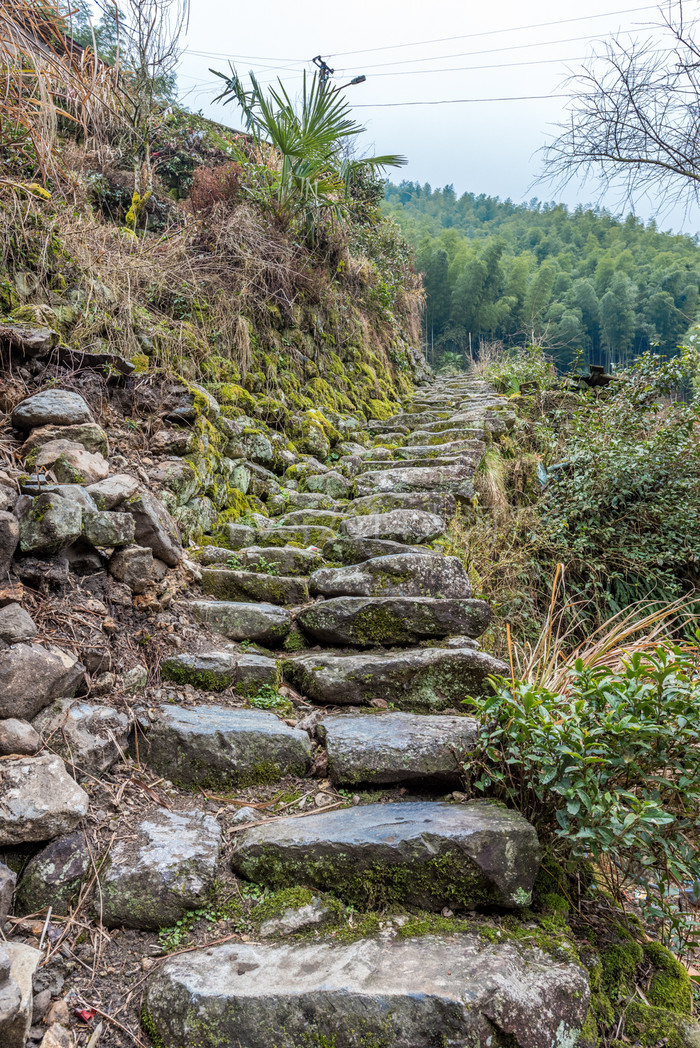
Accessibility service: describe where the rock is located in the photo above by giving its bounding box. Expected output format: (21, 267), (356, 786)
(100, 808), (222, 929)
(340, 508), (445, 544)
(151, 429), (199, 457)
(256, 525), (337, 548)
(350, 492), (456, 518)
(86, 474), (139, 510)
(33, 699), (129, 779)
(0, 513), (19, 576)
(108, 545), (154, 593)
(0, 755), (89, 844)
(230, 806), (260, 826)
(305, 471), (351, 499)
(0, 942), (42, 1048)
(191, 601), (292, 646)
(123, 491), (182, 566)
(136, 705), (312, 789)
(279, 509), (346, 530)
(0, 643), (84, 719)
(318, 711), (478, 786)
(81, 511), (135, 548)
(15, 832), (90, 916)
(144, 933), (589, 1048)
(225, 545), (323, 576)
(39, 1023), (73, 1048)
(122, 665), (148, 692)
(162, 380), (220, 423)
(221, 522), (257, 549)
(0, 604), (36, 644)
(21, 423), (109, 458)
(321, 536), (429, 565)
(259, 896), (331, 938)
(0, 719), (41, 755)
(0, 485), (18, 514)
(18, 493), (82, 554)
(310, 553), (471, 599)
(233, 800), (539, 911)
(147, 460), (198, 504)
(12, 555), (69, 589)
(0, 321), (58, 358)
(283, 647), (507, 710)
(195, 545), (235, 565)
(32, 484), (98, 512)
(31, 440), (109, 485)
(297, 596), (491, 647)
(201, 569), (309, 606)
(0, 862), (16, 923)
(160, 651), (278, 694)
(12, 390), (93, 431)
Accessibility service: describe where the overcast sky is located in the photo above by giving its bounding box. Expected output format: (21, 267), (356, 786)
(173, 0), (698, 234)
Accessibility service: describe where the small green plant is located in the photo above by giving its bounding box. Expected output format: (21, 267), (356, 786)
(226, 552), (241, 570)
(465, 641), (700, 954)
(247, 684), (292, 713)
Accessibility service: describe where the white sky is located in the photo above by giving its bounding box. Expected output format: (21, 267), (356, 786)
(172, 0), (699, 234)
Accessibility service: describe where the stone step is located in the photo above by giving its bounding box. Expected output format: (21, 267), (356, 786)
(201, 567), (309, 606)
(231, 799), (540, 910)
(413, 417), (487, 434)
(322, 535), (431, 564)
(352, 454), (476, 473)
(161, 650), (279, 693)
(309, 553), (471, 599)
(255, 524), (338, 548)
(340, 507), (444, 544)
(190, 601), (292, 646)
(282, 645), (507, 709)
(221, 545), (323, 575)
(350, 491), (456, 519)
(395, 438), (484, 459)
(144, 933), (589, 1048)
(297, 596), (490, 646)
(317, 710), (478, 785)
(136, 704), (312, 789)
(276, 509), (347, 530)
(354, 464), (475, 501)
(404, 428), (481, 447)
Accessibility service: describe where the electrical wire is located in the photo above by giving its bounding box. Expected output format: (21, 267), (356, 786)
(351, 93), (573, 107)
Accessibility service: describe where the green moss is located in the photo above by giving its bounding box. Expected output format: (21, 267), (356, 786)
(644, 941), (692, 1014)
(140, 1009), (166, 1048)
(160, 664), (234, 693)
(250, 885), (314, 925)
(624, 1002), (695, 1048)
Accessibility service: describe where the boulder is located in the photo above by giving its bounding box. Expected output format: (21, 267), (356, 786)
(340, 508), (444, 544)
(0, 942), (42, 1048)
(19, 483), (98, 512)
(201, 569), (309, 606)
(283, 647), (507, 710)
(108, 545), (154, 593)
(136, 705), (311, 789)
(297, 596), (491, 647)
(0, 513), (19, 576)
(221, 522), (256, 550)
(86, 474), (139, 510)
(0, 862), (16, 923)
(31, 440), (109, 485)
(233, 800), (539, 910)
(278, 509), (347, 530)
(305, 471), (351, 499)
(350, 492), (457, 518)
(309, 553), (471, 599)
(321, 536), (429, 565)
(318, 711), (478, 786)
(225, 545), (323, 576)
(144, 934), (589, 1048)
(18, 493), (82, 554)
(0, 604), (36, 644)
(0, 719), (41, 755)
(0, 643), (84, 720)
(122, 491), (182, 566)
(82, 511), (135, 548)
(12, 390), (93, 431)
(160, 651), (279, 694)
(256, 525), (337, 548)
(21, 422), (109, 458)
(33, 699), (129, 779)
(191, 601), (292, 646)
(147, 460), (199, 504)
(100, 808), (222, 929)
(0, 320), (58, 358)
(0, 754), (89, 844)
(162, 380), (220, 423)
(15, 832), (90, 915)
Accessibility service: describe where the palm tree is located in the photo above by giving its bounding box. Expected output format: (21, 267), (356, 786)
(212, 67), (406, 241)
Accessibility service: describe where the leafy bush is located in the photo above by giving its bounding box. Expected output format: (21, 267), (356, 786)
(474, 342), (558, 394)
(466, 643), (700, 946)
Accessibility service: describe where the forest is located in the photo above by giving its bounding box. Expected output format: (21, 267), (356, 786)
(384, 180), (700, 370)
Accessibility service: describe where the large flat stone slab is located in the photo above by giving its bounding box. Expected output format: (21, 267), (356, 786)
(100, 808), (221, 929)
(340, 508), (444, 544)
(321, 536), (429, 564)
(161, 651), (278, 693)
(190, 601), (292, 646)
(201, 568), (309, 606)
(354, 464), (474, 501)
(144, 934), (589, 1048)
(228, 545), (323, 575)
(0, 755), (88, 844)
(256, 525), (337, 548)
(297, 596), (490, 646)
(317, 711), (478, 786)
(232, 800), (540, 910)
(350, 492), (457, 518)
(137, 704), (312, 789)
(310, 554), (471, 599)
(283, 646), (508, 709)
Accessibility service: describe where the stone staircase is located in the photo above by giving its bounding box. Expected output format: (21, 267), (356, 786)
(136, 375), (590, 1046)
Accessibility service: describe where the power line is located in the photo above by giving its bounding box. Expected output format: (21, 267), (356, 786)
(352, 93), (573, 107)
(327, 2), (662, 58)
(367, 55), (589, 78)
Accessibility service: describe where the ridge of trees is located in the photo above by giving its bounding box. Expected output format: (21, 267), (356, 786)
(383, 180), (700, 370)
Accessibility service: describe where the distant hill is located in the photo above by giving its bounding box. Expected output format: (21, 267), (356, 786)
(383, 180), (700, 370)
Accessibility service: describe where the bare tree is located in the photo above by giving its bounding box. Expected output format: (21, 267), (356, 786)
(541, 2), (700, 214)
